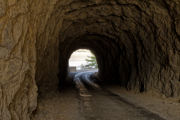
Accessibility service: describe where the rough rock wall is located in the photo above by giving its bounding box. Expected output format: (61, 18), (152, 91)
(0, 0), (60, 119)
(0, 0), (180, 120)
(0, 0), (37, 119)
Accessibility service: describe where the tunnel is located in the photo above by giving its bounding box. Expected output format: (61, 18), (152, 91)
(58, 34), (122, 86)
(0, 0), (180, 120)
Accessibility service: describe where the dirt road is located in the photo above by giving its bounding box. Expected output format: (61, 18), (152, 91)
(32, 71), (169, 120)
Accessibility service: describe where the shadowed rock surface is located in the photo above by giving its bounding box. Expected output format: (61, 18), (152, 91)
(0, 0), (180, 120)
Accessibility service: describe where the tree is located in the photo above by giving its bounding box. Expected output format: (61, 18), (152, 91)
(85, 55), (98, 69)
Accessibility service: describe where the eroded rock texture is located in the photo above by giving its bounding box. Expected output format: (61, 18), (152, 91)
(0, 0), (180, 119)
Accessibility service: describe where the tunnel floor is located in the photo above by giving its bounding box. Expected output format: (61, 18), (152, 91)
(32, 72), (180, 120)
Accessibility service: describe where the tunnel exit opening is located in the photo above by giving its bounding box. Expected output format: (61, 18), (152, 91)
(58, 34), (123, 89)
(66, 49), (99, 84)
(68, 49), (98, 72)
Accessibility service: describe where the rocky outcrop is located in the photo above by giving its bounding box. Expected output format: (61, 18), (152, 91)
(0, 0), (180, 119)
